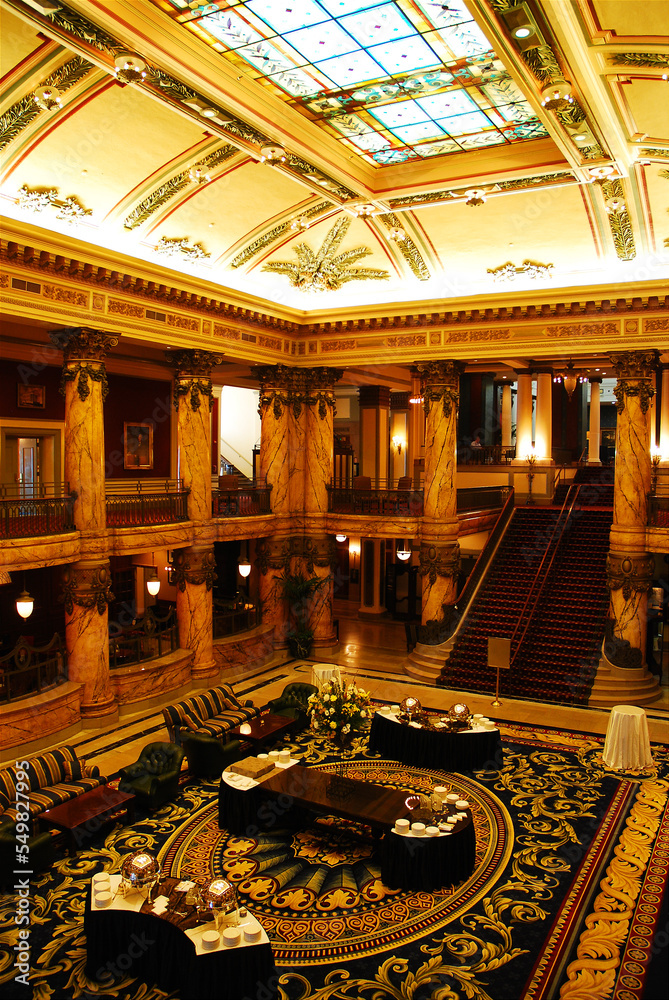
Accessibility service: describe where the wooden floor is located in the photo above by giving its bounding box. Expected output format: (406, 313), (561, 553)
(41, 603), (667, 780)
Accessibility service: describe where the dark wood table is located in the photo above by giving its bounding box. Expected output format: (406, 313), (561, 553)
(40, 785), (135, 854)
(228, 713), (296, 750)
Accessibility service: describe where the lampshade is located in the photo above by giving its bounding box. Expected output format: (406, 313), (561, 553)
(16, 590), (34, 619)
(146, 570), (160, 597)
(238, 559), (251, 578)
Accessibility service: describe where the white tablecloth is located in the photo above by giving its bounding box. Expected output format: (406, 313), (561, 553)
(311, 663), (341, 688)
(603, 705), (653, 771)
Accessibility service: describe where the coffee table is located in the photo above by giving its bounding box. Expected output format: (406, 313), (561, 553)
(228, 713), (296, 751)
(41, 785), (135, 854)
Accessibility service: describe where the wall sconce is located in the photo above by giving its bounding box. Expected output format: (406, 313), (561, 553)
(651, 448), (661, 495)
(392, 435), (405, 455)
(16, 573), (34, 619)
(348, 541), (360, 559)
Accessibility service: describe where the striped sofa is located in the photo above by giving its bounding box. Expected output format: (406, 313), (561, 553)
(0, 745), (106, 832)
(162, 683), (259, 746)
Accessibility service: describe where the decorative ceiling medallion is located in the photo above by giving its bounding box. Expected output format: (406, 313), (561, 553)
(488, 260), (553, 282)
(377, 213), (430, 281)
(17, 185), (92, 225)
(261, 218), (389, 293)
(154, 236), (210, 260)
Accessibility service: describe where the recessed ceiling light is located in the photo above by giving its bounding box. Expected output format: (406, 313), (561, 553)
(514, 26), (532, 38)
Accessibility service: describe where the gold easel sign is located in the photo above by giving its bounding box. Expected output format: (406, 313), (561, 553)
(487, 637), (511, 707)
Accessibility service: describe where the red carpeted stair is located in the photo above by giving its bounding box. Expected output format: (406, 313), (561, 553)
(553, 465), (614, 507)
(438, 504), (612, 705)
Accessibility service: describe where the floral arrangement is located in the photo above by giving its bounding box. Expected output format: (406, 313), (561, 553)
(307, 678), (371, 741)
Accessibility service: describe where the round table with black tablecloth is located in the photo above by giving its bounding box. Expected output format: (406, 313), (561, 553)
(84, 878), (277, 1000)
(368, 712), (503, 771)
(380, 814), (476, 891)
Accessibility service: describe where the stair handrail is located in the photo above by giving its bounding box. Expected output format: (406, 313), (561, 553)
(456, 487), (515, 611)
(508, 484), (581, 668)
(219, 436), (253, 479)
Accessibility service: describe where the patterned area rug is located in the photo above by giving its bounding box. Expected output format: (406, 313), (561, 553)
(1, 720), (667, 1000)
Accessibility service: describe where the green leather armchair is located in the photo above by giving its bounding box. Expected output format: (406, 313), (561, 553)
(183, 733), (242, 778)
(266, 682), (318, 730)
(118, 742), (185, 810)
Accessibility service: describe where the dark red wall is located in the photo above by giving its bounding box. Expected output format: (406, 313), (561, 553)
(0, 360), (65, 420)
(104, 374), (172, 478)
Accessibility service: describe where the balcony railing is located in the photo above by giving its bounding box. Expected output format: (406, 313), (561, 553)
(212, 479), (272, 517)
(327, 483), (510, 517)
(109, 607), (179, 668)
(0, 633), (67, 703)
(0, 492), (76, 538)
(106, 481), (189, 527)
(213, 602), (260, 638)
(649, 495), (669, 529)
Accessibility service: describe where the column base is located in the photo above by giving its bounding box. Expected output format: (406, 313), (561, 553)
(191, 659), (219, 682)
(79, 695), (118, 722)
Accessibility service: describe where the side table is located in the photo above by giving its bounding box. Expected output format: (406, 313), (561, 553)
(603, 705), (653, 772)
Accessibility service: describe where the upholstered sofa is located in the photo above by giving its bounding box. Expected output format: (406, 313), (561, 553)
(162, 683), (259, 746)
(118, 742), (185, 810)
(0, 745), (106, 833)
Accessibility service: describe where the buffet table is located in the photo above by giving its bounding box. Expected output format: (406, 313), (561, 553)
(368, 710), (503, 771)
(380, 813), (476, 890)
(84, 874), (277, 1000)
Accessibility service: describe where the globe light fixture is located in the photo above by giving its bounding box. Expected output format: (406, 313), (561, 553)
(16, 589), (34, 619)
(238, 558), (251, 578)
(114, 52), (147, 85)
(146, 569), (161, 597)
(335, 534), (347, 543)
(34, 86), (63, 111)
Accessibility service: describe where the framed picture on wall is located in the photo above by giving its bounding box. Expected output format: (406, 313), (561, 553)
(123, 422), (153, 469)
(17, 384), (45, 408)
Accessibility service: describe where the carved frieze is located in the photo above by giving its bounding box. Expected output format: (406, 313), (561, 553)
(109, 299), (144, 318)
(606, 553), (655, 601)
(170, 547), (217, 592)
(42, 284), (88, 306)
(60, 562), (114, 616)
(419, 543), (461, 586)
(546, 322), (618, 339)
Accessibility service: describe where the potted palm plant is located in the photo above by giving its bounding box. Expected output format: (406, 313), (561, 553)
(277, 570), (328, 659)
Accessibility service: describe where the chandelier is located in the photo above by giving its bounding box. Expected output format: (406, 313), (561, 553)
(34, 86), (62, 111)
(260, 145), (287, 165)
(540, 78), (573, 111)
(464, 188), (487, 207)
(188, 166), (211, 185)
(553, 362), (585, 400)
(114, 52), (147, 85)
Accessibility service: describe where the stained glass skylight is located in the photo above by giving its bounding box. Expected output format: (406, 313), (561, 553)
(154, 0), (548, 165)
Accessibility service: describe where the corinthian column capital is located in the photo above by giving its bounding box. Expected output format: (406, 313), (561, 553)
(165, 349), (222, 411)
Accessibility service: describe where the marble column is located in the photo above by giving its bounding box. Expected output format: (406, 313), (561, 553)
(359, 539), (386, 616)
(256, 366), (341, 646)
(514, 370), (534, 460)
(167, 349), (221, 680)
(660, 366), (669, 460)
(588, 378), (602, 465)
(50, 327), (118, 719)
(606, 351), (656, 664)
(500, 382), (513, 450)
(534, 371), (553, 462)
(412, 360), (465, 624)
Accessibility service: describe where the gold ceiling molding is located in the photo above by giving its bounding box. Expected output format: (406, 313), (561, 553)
(388, 172), (574, 210)
(16, 185), (92, 226)
(261, 219), (389, 292)
(488, 260), (553, 281)
(2, 239), (667, 337)
(123, 147), (238, 230)
(642, 148), (669, 160)
(229, 201), (332, 270)
(13, 0), (359, 202)
(545, 322), (619, 339)
(376, 213), (430, 281)
(154, 236), (210, 261)
(0, 55), (93, 152)
(600, 179), (636, 261)
(607, 53), (669, 68)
